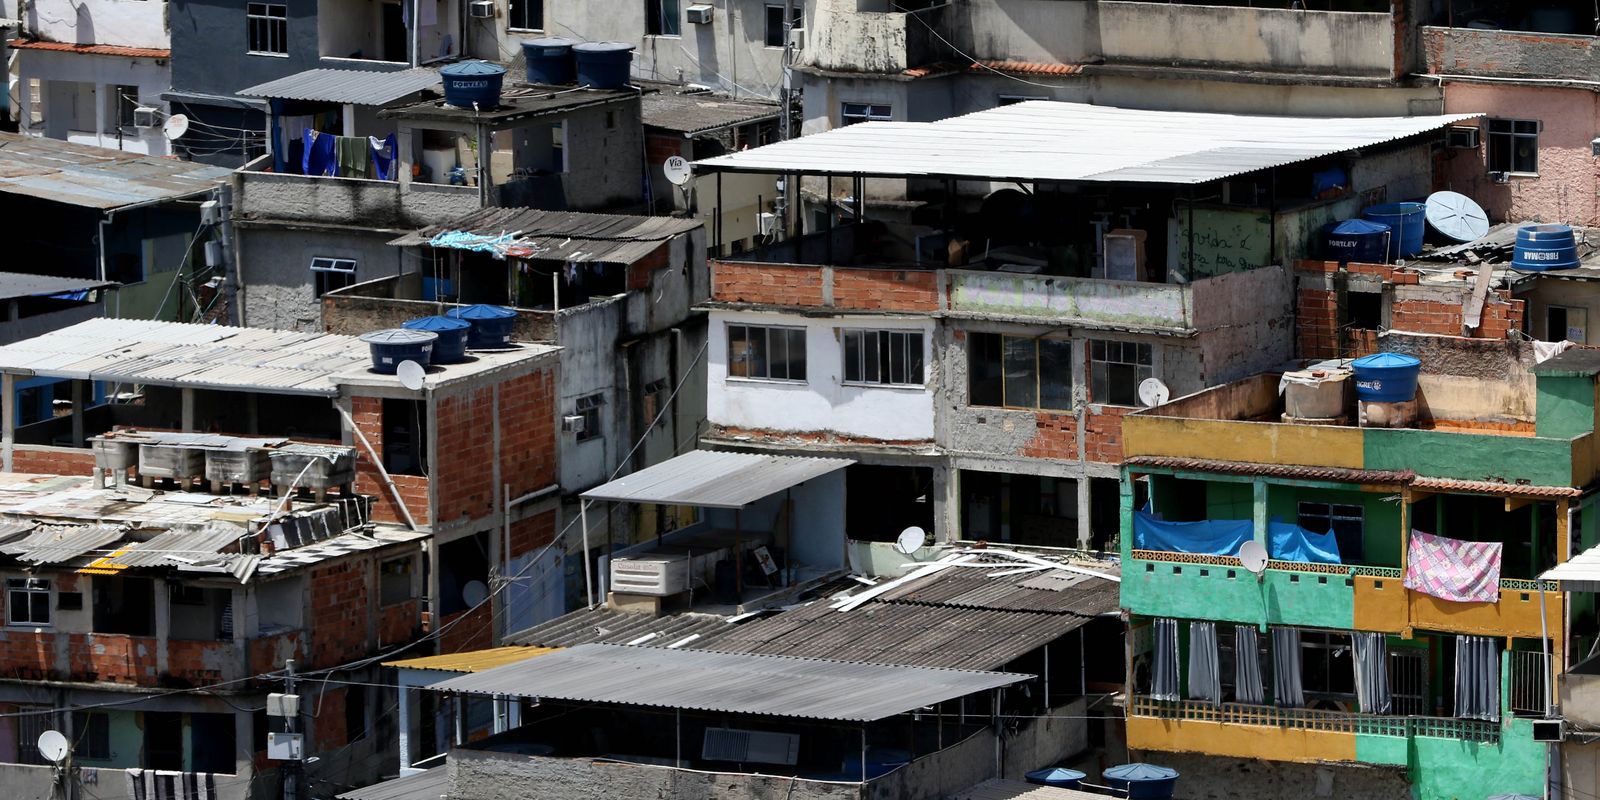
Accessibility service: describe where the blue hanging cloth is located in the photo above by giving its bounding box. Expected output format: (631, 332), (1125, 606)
(1268, 519), (1342, 564)
(302, 129), (338, 177)
(1133, 510), (1252, 556)
(371, 134), (399, 181)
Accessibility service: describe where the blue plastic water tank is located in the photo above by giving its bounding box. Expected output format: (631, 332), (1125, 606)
(574, 42), (635, 89)
(522, 37), (576, 84)
(1323, 219), (1392, 264)
(440, 61), (508, 109)
(359, 329), (437, 374)
(402, 315), (472, 364)
(1351, 352), (1421, 403)
(1512, 223), (1580, 271)
(1103, 763), (1180, 800)
(446, 304), (519, 349)
(1363, 202), (1426, 258)
(1025, 767), (1086, 789)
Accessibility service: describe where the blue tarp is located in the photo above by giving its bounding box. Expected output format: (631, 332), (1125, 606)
(1133, 511), (1252, 556)
(1269, 520), (1342, 564)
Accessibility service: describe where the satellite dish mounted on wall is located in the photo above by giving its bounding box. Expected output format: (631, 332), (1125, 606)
(162, 114), (190, 141)
(396, 360), (426, 391)
(662, 155), (692, 186)
(36, 730), (69, 764)
(462, 579), (488, 607)
(893, 526), (926, 555)
(1238, 540), (1269, 576)
(1137, 378), (1170, 408)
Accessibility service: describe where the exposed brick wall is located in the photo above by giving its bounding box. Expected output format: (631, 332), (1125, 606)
(0, 629), (57, 680)
(644, 133), (683, 170)
(379, 600), (420, 647)
(350, 396), (432, 526)
(8, 446), (96, 477)
(831, 269), (939, 312)
(627, 243), (670, 291)
(1389, 290), (1524, 338)
(708, 425), (934, 448)
(508, 509), (557, 560)
(249, 631), (305, 678)
(495, 370), (557, 501)
(69, 634), (158, 684)
(1084, 406), (1133, 464)
(307, 561), (368, 668)
(166, 639), (230, 686)
(314, 687), (349, 751)
(438, 604), (493, 655)
(432, 367), (557, 526)
(1295, 260), (1526, 357)
(1297, 287), (1342, 359)
(711, 261), (826, 306)
(1020, 412), (1077, 460)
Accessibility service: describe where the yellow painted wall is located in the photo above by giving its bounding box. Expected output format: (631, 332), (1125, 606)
(1352, 575), (1409, 633)
(1123, 417), (1365, 469)
(1409, 589), (1560, 639)
(1126, 716), (1357, 763)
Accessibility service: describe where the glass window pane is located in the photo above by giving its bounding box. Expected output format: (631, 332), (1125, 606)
(902, 332), (925, 384)
(1002, 337), (1038, 408)
(862, 331), (881, 383)
(786, 329), (807, 380)
(768, 328), (788, 379)
(8, 594), (25, 624)
(969, 333), (1003, 406)
(30, 592), (48, 623)
(728, 326), (749, 377)
(844, 331), (862, 383)
(1038, 339), (1074, 410)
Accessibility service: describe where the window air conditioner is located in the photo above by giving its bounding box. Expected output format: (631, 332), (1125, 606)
(1489, 171), (1511, 185)
(610, 554), (691, 596)
(1532, 718), (1566, 742)
(561, 414), (586, 433)
(1446, 125), (1480, 149)
(133, 107), (160, 128)
(686, 4), (714, 24)
(787, 27), (805, 50)
(469, 0), (495, 18)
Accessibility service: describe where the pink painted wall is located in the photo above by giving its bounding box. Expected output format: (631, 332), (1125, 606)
(1440, 82), (1600, 226)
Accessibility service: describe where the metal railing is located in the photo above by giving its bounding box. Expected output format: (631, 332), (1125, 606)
(1509, 650), (1551, 717)
(1130, 696), (1500, 744)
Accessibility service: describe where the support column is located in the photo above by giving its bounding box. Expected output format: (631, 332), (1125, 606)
(1076, 476), (1092, 551)
(181, 388), (196, 431)
(3, 371), (15, 473)
(93, 83), (106, 148)
(397, 682), (415, 773)
(70, 381), (84, 446)
(1251, 479), (1269, 550)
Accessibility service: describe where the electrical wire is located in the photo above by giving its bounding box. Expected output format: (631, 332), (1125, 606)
(891, 1), (1077, 91)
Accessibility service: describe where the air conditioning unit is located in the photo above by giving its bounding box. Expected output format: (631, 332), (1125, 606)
(610, 553), (690, 596)
(1446, 125), (1480, 149)
(468, 0), (494, 18)
(686, 4), (714, 24)
(561, 414), (586, 433)
(1532, 718), (1566, 742)
(1489, 171), (1511, 185)
(703, 728), (800, 765)
(132, 106), (159, 128)
(787, 27), (805, 50)
(757, 211), (777, 236)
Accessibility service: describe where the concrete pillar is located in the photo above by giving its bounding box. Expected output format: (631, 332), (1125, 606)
(933, 465), (960, 543)
(70, 381), (84, 446)
(1076, 476), (1092, 551)
(1251, 479), (1269, 549)
(181, 388), (196, 431)
(397, 127), (414, 190)
(93, 82), (106, 148)
(2, 371), (14, 473)
(397, 677), (416, 774)
(153, 579), (171, 674)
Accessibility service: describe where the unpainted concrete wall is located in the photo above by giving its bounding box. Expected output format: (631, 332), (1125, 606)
(1135, 752), (1410, 800)
(238, 226), (407, 332)
(447, 749), (867, 800)
(1098, 2), (1396, 77)
(1424, 25), (1600, 82)
(234, 170), (482, 230)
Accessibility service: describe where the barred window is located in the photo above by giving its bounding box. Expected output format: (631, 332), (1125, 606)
(247, 3), (288, 55)
(843, 330), (924, 386)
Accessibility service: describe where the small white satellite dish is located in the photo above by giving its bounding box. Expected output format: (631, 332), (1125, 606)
(1238, 540), (1269, 575)
(1137, 377), (1171, 408)
(37, 730), (69, 764)
(396, 360), (426, 391)
(462, 579), (488, 607)
(893, 526), (926, 555)
(162, 113), (190, 141)
(662, 155), (692, 186)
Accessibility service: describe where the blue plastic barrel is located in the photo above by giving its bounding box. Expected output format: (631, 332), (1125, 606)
(1512, 224), (1580, 271)
(1363, 202), (1426, 258)
(440, 61), (507, 109)
(446, 304), (518, 349)
(1351, 352), (1421, 403)
(1103, 763), (1179, 800)
(359, 329), (437, 374)
(402, 315), (471, 364)
(574, 42), (635, 89)
(1025, 767), (1086, 789)
(522, 37), (576, 85)
(1323, 219), (1391, 264)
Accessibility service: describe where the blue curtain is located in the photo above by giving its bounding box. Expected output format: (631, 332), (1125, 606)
(1134, 511), (1252, 556)
(1268, 520), (1342, 564)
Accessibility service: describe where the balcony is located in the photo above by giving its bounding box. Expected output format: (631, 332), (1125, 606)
(1097, 1), (1401, 79)
(800, 1), (952, 74)
(236, 155), (482, 230)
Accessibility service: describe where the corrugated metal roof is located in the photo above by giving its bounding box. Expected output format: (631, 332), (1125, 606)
(103, 526), (245, 568)
(431, 643), (1029, 722)
(641, 91), (779, 135)
(1542, 544), (1600, 590)
(507, 607), (734, 648)
(0, 318), (370, 396)
(389, 207), (702, 261)
(0, 272), (117, 302)
(385, 646), (559, 673)
(0, 524), (125, 564)
(581, 450), (854, 508)
(1124, 455), (1414, 485)
(336, 767), (448, 800)
(238, 68), (441, 106)
(696, 101), (1482, 184)
(0, 132), (229, 209)
(880, 560), (1120, 615)
(954, 779), (1108, 800)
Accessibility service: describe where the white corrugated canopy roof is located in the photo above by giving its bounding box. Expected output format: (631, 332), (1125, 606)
(695, 101), (1483, 184)
(238, 68), (441, 106)
(1540, 544), (1600, 591)
(432, 643), (1029, 722)
(581, 449), (854, 508)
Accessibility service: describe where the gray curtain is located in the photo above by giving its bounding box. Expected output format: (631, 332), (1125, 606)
(1455, 635), (1501, 722)
(1187, 622), (1221, 704)
(1234, 625), (1264, 705)
(1152, 618), (1180, 701)
(1271, 627), (1304, 708)
(1352, 632), (1391, 714)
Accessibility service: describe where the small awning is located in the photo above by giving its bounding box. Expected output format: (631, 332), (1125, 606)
(1541, 544), (1600, 591)
(239, 68), (441, 106)
(336, 768), (448, 800)
(581, 449), (854, 509)
(384, 645), (558, 673)
(431, 643), (1030, 722)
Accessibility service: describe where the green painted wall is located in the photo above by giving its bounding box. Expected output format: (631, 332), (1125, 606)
(1406, 718), (1545, 800)
(1207, 481), (1253, 521)
(1123, 558), (1354, 629)
(74, 710), (143, 769)
(1364, 428), (1573, 486)
(1266, 486), (1404, 568)
(1535, 374), (1596, 440)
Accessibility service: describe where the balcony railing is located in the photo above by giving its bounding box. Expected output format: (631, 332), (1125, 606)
(1509, 650), (1551, 717)
(1130, 696), (1500, 744)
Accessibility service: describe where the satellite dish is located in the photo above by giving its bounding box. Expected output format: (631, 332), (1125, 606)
(396, 360), (426, 391)
(37, 730), (69, 764)
(893, 526), (926, 555)
(1238, 541), (1269, 575)
(462, 579), (488, 607)
(162, 113), (190, 141)
(1425, 190), (1490, 243)
(662, 155), (692, 186)
(1137, 378), (1170, 408)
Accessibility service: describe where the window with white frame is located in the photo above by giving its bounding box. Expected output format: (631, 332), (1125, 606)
(728, 324), (806, 382)
(6, 578), (51, 626)
(310, 257), (357, 298)
(1088, 339), (1152, 406)
(1487, 119), (1538, 175)
(646, 0), (681, 36)
(765, 4), (802, 47)
(841, 103), (891, 126)
(843, 330), (924, 386)
(507, 0), (543, 30)
(247, 3), (289, 55)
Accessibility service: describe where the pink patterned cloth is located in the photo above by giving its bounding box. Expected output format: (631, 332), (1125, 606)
(1403, 530), (1502, 604)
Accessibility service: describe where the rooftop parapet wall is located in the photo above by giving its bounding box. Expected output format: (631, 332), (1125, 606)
(1098, 2), (1399, 78)
(234, 164), (481, 230)
(1423, 26), (1600, 81)
(800, 1), (952, 74)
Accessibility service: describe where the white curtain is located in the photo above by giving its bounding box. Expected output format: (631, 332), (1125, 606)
(1455, 635), (1501, 722)
(1187, 621), (1221, 704)
(1352, 631), (1391, 714)
(1152, 618), (1180, 701)
(1234, 625), (1264, 705)
(1271, 627), (1304, 708)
